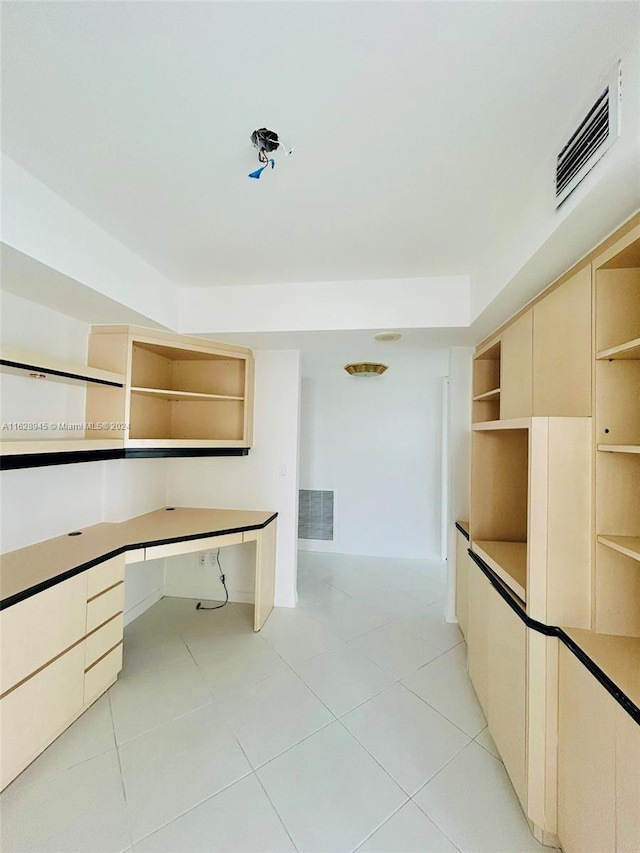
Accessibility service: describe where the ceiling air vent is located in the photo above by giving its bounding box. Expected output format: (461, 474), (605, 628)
(555, 63), (621, 208)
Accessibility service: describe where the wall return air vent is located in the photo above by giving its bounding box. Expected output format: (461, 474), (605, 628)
(555, 63), (621, 208)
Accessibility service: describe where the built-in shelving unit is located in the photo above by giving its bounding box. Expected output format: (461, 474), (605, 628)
(593, 226), (640, 637)
(0, 346), (125, 388)
(472, 341), (501, 423)
(472, 540), (527, 601)
(87, 326), (254, 447)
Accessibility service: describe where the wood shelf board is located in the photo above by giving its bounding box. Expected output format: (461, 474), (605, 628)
(131, 387), (244, 402)
(472, 418), (531, 431)
(597, 536), (640, 563)
(563, 628), (640, 709)
(0, 507), (275, 607)
(0, 346), (125, 386)
(0, 440), (124, 456)
(597, 445), (640, 454)
(596, 338), (640, 361)
(472, 388), (501, 402)
(90, 325), (252, 358)
(475, 340), (501, 360)
(471, 540), (527, 601)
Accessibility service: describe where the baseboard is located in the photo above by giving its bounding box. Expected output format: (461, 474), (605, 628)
(124, 588), (164, 626)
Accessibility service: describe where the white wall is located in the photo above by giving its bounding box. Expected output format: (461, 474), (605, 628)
(299, 347), (449, 560)
(445, 347), (474, 622)
(164, 349), (301, 608)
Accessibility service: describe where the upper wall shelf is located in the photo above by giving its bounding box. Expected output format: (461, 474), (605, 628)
(596, 338), (640, 361)
(0, 346), (125, 387)
(597, 535), (640, 563)
(597, 445), (640, 454)
(472, 388), (501, 402)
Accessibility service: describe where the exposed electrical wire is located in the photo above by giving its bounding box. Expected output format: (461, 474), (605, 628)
(196, 549), (229, 611)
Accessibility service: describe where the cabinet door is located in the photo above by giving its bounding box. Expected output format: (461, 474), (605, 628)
(501, 310), (533, 419)
(533, 266), (592, 416)
(557, 645), (616, 853)
(487, 589), (527, 808)
(1, 644), (85, 790)
(466, 561), (489, 713)
(615, 704), (640, 853)
(455, 530), (470, 638)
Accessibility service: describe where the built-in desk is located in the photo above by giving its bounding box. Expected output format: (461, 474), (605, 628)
(0, 506), (277, 790)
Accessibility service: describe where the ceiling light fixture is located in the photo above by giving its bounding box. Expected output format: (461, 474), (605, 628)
(374, 332), (402, 342)
(344, 363), (388, 377)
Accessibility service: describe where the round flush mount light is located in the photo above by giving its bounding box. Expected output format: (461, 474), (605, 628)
(374, 332), (402, 342)
(344, 363), (388, 377)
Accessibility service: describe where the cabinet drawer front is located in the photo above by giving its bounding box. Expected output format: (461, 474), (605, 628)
(85, 614), (124, 669)
(86, 583), (124, 633)
(144, 532), (243, 560)
(84, 643), (123, 706)
(1, 643), (85, 790)
(0, 574), (87, 695)
(86, 556), (125, 599)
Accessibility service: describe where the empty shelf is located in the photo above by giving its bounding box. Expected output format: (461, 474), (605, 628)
(0, 346), (125, 387)
(130, 387), (244, 402)
(596, 338), (640, 360)
(472, 388), (501, 402)
(597, 536), (640, 563)
(597, 445), (640, 454)
(472, 540), (527, 601)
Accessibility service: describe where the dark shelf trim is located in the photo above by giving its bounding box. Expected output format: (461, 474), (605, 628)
(455, 521), (470, 541)
(0, 359), (123, 388)
(0, 447), (251, 470)
(0, 512), (278, 612)
(467, 548), (640, 727)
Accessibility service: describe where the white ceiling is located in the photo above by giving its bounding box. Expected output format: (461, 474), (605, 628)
(2, 1), (636, 289)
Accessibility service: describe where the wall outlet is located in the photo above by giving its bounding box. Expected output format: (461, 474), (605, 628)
(198, 552), (206, 568)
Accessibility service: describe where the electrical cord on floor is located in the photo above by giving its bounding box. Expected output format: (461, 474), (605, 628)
(196, 549), (229, 611)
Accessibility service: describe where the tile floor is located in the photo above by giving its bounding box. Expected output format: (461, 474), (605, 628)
(1, 552), (550, 853)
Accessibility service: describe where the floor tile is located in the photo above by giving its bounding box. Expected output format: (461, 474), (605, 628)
(402, 644), (486, 737)
(186, 632), (288, 697)
(302, 592), (392, 641)
(259, 606), (344, 664)
(397, 604), (464, 654)
(179, 602), (255, 644)
(349, 622), (443, 679)
(414, 741), (544, 852)
(294, 645), (395, 716)
(257, 721), (407, 853)
(354, 586), (434, 621)
(213, 669), (334, 767)
(325, 566), (386, 598)
(121, 628), (194, 679)
(109, 655), (212, 744)
(0, 750), (130, 853)
(119, 703), (251, 843)
(475, 726), (501, 759)
(357, 800), (458, 852)
(135, 774), (295, 852)
(6, 695), (115, 792)
(342, 684), (470, 795)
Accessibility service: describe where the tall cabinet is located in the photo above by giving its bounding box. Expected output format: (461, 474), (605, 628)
(460, 215), (640, 851)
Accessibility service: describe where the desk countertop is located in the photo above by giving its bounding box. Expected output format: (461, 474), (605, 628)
(0, 507), (277, 610)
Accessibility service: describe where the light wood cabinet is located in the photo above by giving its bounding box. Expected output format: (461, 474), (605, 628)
(466, 560), (490, 710)
(533, 265), (592, 417)
(557, 644), (640, 853)
(455, 527), (471, 638)
(86, 326), (254, 448)
(472, 341), (501, 423)
(487, 588), (527, 809)
(501, 310), (533, 419)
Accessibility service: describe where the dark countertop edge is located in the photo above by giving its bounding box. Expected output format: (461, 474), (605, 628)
(0, 359), (123, 388)
(0, 447), (251, 470)
(455, 521), (470, 541)
(467, 547), (640, 727)
(0, 512), (278, 611)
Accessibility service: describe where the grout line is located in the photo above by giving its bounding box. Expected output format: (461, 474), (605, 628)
(252, 765), (300, 852)
(350, 799), (409, 853)
(335, 714), (413, 799)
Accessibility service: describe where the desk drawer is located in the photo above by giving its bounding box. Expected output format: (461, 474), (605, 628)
(86, 583), (124, 633)
(0, 574), (87, 695)
(86, 556), (124, 598)
(144, 532), (243, 560)
(84, 643), (123, 706)
(85, 614), (123, 669)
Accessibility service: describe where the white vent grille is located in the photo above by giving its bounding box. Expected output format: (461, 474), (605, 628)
(555, 63), (621, 207)
(298, 490), (334, 540)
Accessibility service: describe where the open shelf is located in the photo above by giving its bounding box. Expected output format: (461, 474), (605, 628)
(0, 346), (124, 387)
(472, 540), (527, 601)
(597, 445), (640, 454)
(131, 387), (244, 402)
(597, 536), (640, 563)
(596, 337), (640, 360)
(472, 388), (501, 402)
